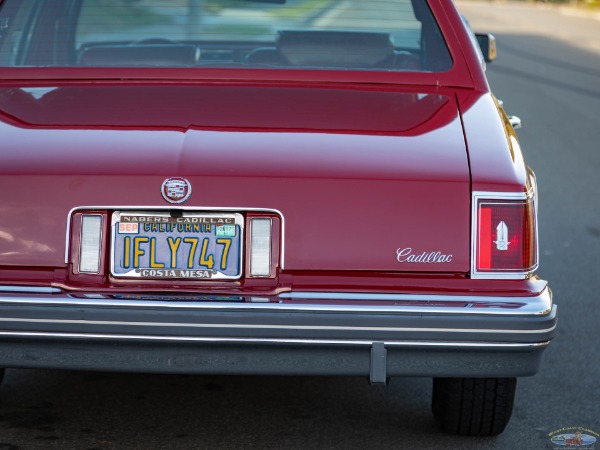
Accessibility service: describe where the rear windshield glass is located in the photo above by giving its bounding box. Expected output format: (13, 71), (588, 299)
(0, 0), (452, 72)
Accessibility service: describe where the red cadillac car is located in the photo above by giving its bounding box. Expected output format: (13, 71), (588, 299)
(0, 0), (556, 436)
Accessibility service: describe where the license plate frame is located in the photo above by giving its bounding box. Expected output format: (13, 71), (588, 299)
(110, 211), (244, 280)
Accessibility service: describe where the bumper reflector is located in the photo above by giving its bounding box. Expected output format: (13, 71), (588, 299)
(79, 215), (103, 273)
(250, 218), (272, 277)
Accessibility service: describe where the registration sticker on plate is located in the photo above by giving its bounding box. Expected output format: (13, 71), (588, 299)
(111, 211), (243, 280)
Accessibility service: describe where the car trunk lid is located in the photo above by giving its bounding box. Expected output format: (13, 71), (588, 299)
(0, 84), (471, 275)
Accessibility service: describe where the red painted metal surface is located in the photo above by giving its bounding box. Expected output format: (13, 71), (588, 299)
(0, 0), (534, 295)
(0, 84), (470, 273)
(458, 92), (529, 192)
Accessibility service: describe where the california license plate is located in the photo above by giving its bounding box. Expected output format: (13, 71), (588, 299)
(111, 211), (243, 280)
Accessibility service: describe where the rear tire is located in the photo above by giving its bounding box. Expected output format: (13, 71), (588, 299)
(432, 377), (516, 436)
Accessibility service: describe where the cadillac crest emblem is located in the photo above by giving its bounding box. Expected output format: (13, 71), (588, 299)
(161, 177), (192, 204)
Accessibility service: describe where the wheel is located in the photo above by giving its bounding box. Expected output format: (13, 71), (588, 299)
(432, 377), (517, 436)
(0, 368), (4, 387)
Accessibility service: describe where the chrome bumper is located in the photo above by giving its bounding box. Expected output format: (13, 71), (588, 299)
(0, 286), (557, 381)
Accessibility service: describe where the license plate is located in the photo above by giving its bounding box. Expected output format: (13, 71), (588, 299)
(110, 211), (243, 280)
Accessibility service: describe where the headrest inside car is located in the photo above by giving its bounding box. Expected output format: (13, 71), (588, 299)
(277, 31), (394, 68)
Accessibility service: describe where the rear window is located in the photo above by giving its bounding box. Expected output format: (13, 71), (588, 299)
(0, 0), (452, 72)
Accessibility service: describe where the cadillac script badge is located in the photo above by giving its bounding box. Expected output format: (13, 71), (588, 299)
(161, 177), (192, 204)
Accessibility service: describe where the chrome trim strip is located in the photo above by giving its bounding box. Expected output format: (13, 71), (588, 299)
(0, 288), (554, 316)
(65, 205), (286, 269)
(0, 331), (551, 348)
(0, 286), (61, 294)
(470, 189), (540, 280)
(0, 316), (558, 334)
(474, 189), (534, 201)
(277, 289), (552, 315)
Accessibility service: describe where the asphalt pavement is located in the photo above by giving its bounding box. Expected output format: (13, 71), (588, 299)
(455, 0), (600, 448)
(1, 1), (599, 449)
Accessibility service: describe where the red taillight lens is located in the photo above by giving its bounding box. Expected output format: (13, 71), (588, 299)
(476, 198), (537, 274)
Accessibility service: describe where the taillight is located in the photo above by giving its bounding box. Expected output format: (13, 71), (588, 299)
(246, 214), (281, 278)
(79, 214), (103, 273)
(249, 218), (272, 277)
(472, 193), (538, 279)
(69, 211), (107, 277)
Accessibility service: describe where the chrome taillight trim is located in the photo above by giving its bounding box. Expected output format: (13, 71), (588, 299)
(471, 189), (539, 280)
(65, 206), (285, 269)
